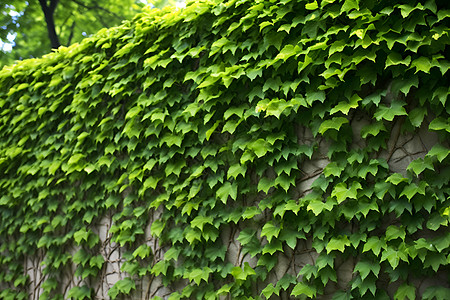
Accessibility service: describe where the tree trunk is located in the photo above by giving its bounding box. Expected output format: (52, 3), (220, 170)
(38, 0), (61, 49)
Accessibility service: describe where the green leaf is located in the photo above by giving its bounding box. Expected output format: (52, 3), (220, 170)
(330, 95), (361, 115)
(186, 267), (212, 285)
(361, 121), (386, 138)
(305, 1), (319, 10)
(426, 144), (450, 162)
(385, 225), (406, 241)
(323, 162), (345, 177)
(216, 181), (237, 204)
(386, 173), (408, 185)
(276, 44), (300, 61)
(260, 222), (281, 243)
(374, 101), (407, 121)
(74, 228), (90, 245)
(151, 260), (169, 276)
(394, 283), (416, 300)
(400, 182), (427, 200)
(291, 282), (316, 297)
(318, 117), (349, 134)
(307, 199), (335, 216)
(231, 262), (256, 281)
(248, 138), (272, 157)
(90, 255), (104, 269)
(380, 247), (407, 269)
(133, 244), (151, 259)
(257, 177), (274, 194)
(411, 57), (432, 74)
(237, 228), (257, 246)
(108, 278), (136, 299)
(262, 239), (283, 255)
(125, 106), (141, 120)
(408, 107), (427, 127)
(190, 215), (214, 231)
(326, 235), (350, 253)
(385, 53), (411, 68)
(424, 252), (447, 272)
(354, 260), (381, 280)
(331, 181), (361, 204)
(150, 219), (165, 237)
(422, 286), (450, 300)
(363, 236), (383, 256)
(262, 283), (280, 299)
(67, 286), (91, 300)
(242, 206), (261, 220)
(429, 117), (450, 132)
(227, 163), (246, 179)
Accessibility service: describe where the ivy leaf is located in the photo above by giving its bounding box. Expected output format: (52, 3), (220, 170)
(380, 247), (407, 269)
(386, 173), (408, 185)
(326, 235), (350, 253)
(408, 107), (427, 127)
(150, 219), (165, 237)
(187, 267), (212, 285)
(424, 252), (447, 272)
(276, 44), (300, 61)
(108, 278), (136, 299)
(67, 286), (91, 300)
(248, 139), (272, 157)
(318, 117), (349, 134)
(90, 255), (104, 269)
(385, 53), (411, 68)
(411, 57), (432, 73)
(204, 244), (226, 261)
(74, 228), (90, 245)
(363, 236), (383, 256)
(400, 182), (427, 200)
(429, 117), (450, 132)
(330, 94), (361, 115)
(307, 199), (335, 216)
(426, 144), (450, 162)
(305, 1), (318, 10)
(190, 215), (214, 231)
(242, 206), (261, 220)
(237, 228), (257, 246)
(227, 163), (247, 179)
(257, 177), (274, 194)
(125, 106), (141, 120)
(331, 181), (361, 204)
(374, 101), (407, 121)
(291, 282), (316, 297)
(216, 181), (238, 203)
(354, 260), (380, 280)
(323, 162), (345, 177)
(231, 262), (256, 280)
(262, 239), (283, 255)
(394, 283), (416, 300)
(260, 222), (281, 243)
(385, 225), (406, 241)
(261, 283), (280, 299)
(361, 121), (386, 138)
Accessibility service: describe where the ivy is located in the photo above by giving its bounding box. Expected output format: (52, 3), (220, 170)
(0, 0), (449, 299)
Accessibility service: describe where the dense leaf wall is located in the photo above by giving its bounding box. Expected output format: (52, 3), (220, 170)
(0, 0), (449, 299)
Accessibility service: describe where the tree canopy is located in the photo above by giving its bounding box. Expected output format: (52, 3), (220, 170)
(0, 0), (148, 66)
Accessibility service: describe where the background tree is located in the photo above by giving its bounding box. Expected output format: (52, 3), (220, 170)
(0, 0), (179, 67)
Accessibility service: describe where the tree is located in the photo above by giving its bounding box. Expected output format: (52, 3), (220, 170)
(0, 0), (147, 66)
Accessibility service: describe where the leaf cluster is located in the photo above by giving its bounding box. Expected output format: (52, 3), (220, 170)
(0, 0), (449, 299)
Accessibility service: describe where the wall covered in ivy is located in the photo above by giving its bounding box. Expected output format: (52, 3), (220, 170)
(0, 0), (449, 299)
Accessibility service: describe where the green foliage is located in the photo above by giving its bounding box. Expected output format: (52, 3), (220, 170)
(0, 0), (146, 66)
(0, 0), (449, 299)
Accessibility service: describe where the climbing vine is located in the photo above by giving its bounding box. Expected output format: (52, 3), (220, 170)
(0, 0), (449, 299)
